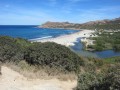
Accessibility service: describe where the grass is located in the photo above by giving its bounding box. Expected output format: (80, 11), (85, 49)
(3, 61), (77, 81)
(104, 56), (120, 64)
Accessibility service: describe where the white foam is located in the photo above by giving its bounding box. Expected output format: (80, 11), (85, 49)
(33, 30), (95, 47)
(30, 36), (52, 41)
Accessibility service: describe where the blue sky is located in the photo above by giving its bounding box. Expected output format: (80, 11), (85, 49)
(0, 0), (120, 25)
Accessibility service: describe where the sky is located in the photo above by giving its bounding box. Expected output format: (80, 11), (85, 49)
(0, 0), (120, 25)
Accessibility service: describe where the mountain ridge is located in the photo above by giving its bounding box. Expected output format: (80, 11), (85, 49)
(40, 17), (120, 30)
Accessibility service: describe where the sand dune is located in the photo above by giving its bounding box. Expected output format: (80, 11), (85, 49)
(0, 66), (77, 90)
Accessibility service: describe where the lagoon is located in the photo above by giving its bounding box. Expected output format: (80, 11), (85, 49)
(71, 38), (120, 58)
(0, 25), (120, 58)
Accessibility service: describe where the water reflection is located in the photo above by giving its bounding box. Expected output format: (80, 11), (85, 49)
(70, 38), (120, 58)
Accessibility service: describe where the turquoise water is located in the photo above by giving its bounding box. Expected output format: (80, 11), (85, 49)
(0, 25), (120, 58)
(0, 25), (79, 40)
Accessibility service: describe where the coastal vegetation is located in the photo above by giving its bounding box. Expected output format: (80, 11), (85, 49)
(0, 36), (120, 90)
(88, 32), (120, 51)
(76, 63), (120, 90)
(0, 36), (83, 73)
(103, 56), (120, 64)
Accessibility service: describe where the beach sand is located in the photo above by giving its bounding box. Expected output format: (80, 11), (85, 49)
(34, 30), (95, 46)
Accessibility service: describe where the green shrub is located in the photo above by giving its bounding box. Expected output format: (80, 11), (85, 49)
(76, 64), (120, 90)
(0, 36), (85, 73)
(76, 71), (104, 90)
(99, 64), (120, 90)
(0, 36), (25, 63)
(24, 42), (83, 72)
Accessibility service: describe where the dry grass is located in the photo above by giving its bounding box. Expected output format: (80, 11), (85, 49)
(3, 61), (77, 81)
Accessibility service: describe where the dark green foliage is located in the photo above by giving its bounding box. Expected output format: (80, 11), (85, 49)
(92, 32), (120, 51)
(24, 42), (83, 72)
(0, 36), (27, 63)
(0, 36), (83, 72)
(82, 57), (104, 72)
(76, 71), (104, 90)
(100, 64), (120, 90)
(0, 36), (120, 89)
(76, 62), (120, 90)
(113, 44), (120, 51)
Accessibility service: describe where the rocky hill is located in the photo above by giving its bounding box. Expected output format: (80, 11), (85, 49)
(40, 17), (120, 30)
(40, 21), (82, 30)
(80, 17), (120, 30)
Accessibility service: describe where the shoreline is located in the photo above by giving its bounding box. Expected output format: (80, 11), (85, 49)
(32, 29), (95, 47)
(38, 26), (82, 31)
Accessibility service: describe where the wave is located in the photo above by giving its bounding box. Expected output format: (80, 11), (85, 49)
(29, 36), (53, 41)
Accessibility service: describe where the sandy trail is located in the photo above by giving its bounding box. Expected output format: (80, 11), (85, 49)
(0, 66), (77, 90)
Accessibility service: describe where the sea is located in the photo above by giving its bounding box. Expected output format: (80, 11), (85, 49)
(0, 25), (120, 58)
(0, 25), (78, 40)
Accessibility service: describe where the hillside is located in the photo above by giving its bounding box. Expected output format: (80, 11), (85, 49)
(40, 21), (81, 30)
(40, 17), (120, 30)
(0, 36), (83, 73)
(81, 17), (120, 30)
(0, 36), (120, 90)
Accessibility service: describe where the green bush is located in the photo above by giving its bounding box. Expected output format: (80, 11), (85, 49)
(76, 71), (104, 90)
(0, 36), (26, 63)
(113, 44), (120, 51)
(99, 64), (120, 90)
(92, 32), (120, 51)
(0, 36), (84, 72)
(24, 42), (83, 72)
(76, 63), (120, 90)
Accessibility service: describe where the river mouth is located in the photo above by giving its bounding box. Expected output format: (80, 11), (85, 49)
(70, 38), (120, 58)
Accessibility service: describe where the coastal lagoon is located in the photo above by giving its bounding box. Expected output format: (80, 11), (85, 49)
(0, 25), (120, 58)
(71, 38), (120, 58)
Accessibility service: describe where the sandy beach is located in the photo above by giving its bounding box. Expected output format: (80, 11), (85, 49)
(33, 30), (95, 46)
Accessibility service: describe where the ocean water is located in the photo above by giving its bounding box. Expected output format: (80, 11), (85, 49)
(0, 25), (79, 40)
(0, 25), (120, 58)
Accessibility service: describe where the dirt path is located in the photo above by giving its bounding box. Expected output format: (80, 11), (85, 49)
(0, 66), (77, 90)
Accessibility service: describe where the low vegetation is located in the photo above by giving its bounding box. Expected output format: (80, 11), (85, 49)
(76, 63), (120, 90)
(0, 36), (83, 74)
(24, 42), (83, 72)
(89, 32), (120, 51)
(0, 36), (120, 90)
(104, 56), (120, 64)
